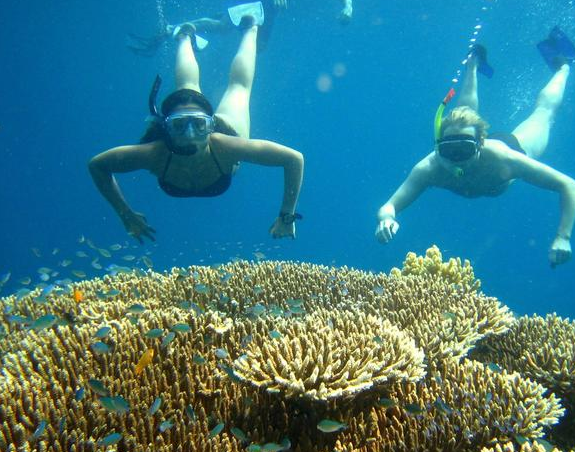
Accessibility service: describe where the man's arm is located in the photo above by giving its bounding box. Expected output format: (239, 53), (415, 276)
(376, 158), (433, 243)
(510, 153), (575, 265)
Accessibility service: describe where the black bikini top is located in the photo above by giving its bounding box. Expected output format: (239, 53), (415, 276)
(158, 148), (232, 198)
(157, 117), (237, 198)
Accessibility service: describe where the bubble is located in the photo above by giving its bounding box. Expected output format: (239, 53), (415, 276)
(332, 63), (347, 78)
(316, 73), (333, 93)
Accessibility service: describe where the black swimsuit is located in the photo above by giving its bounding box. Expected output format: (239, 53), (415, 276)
(157, 117), (238, 198)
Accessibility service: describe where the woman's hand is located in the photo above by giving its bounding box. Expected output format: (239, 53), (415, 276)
(269, 217), (296, 239)
(375, 216), (400, 244)
(549, 235), (571, 267)
(122, 211), (156, 244)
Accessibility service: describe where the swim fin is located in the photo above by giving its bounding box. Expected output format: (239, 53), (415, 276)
(228, 2), (265, 27)
(470, 44), (494, 78)
(537, 26), (575, 71)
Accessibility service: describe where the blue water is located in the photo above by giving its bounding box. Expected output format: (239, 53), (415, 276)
(1, 0), (574, 317)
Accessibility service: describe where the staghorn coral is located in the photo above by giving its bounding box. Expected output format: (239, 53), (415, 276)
(232, 309), (426, 400)
(0, 247), (569, 451)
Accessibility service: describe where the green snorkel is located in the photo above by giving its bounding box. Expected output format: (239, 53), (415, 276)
(434, 88), (464, 178)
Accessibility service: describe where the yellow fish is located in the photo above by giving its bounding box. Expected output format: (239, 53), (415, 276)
(135, 348), (154, 375)
(73, 289), (84, 303)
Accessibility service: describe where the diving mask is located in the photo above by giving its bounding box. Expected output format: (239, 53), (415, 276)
(164, 111), (215, 141)
(436, 134), (480, 162)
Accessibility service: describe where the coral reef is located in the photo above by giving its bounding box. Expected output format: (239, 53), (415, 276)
(0, 247), (571, 451)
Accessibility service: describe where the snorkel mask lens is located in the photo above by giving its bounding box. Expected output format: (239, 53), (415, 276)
(165, 111), (215, 141)
(436, 134), (479, 162)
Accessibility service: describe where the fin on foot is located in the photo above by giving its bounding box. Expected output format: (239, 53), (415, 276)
(470, 44), (494, 78)
(228, 1), (265, 27)
(538, 26), (575, 71)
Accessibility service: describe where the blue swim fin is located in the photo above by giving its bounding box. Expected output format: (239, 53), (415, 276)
(538, 26), (575, 71)
(470, 44), (494, 78)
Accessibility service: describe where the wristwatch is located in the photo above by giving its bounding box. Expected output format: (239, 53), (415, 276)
(279, 212), (303, 224)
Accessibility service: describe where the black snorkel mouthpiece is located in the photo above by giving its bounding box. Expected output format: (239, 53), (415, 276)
(149, 74), (162, 118)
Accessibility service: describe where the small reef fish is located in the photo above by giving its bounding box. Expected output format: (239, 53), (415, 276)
(145, 328), (163, 339)
(142, 256), (153, 268)
(253, 285), (264, 295)
(161, 332), (176, 348)
(159, 419), (174, 432)
(30, 420), (47, 440)
(73, 289), (84, 303)
(377, 398), (396, 408)
(71, 270), (87, 278)
(91, 259), (103, 270)
(7, 315), (31, 325)
(404, 403), (424, 415)
(109, 244), (123, 251)
(75, 251), (88, 258)
(94, 326), (111, 338)
(209, 422), (224, 438)
(31, 247), (42, 257)
(98, 248), (112, 258)
(231, 427), (249, 443)
(52, 248), (60, 255)
(91, 342), (111, 354)
(171, 323), (191, 333)
(442, 312), (457, 321)
(185, 405), (197, 422)
(373, 286), (385, 295)
(148, 397), (162, 415)
(194, 283), (210, 294)
(99, 395), (129, 414)
(252, 251), (266, 260)
(214, 348), (228, 359)
(248, 304), (266, 317)
(269, 330), (282, 339)
(488, 362), (503, 373)
(18, 276), (31, 285)
(60, 259), (73, 267)
(29, 314), (58, 331)
(192, 354), (206, 365)
(247, 445), (262, 452)
(87, 379), (110, 397)
(97, 432), (122, 446)
(262, 443), (285, 452)
(373, 336), (384, 344)
(74, 387), (85, 401)
(433, 398), (453, 415)
(135, 348), (154, 375)
(317, 419), (348, 433)
(127, 304), (146, 315)
(122, 254), (136, 262)
(106, 289), (121, 297)
(219, 364), (241, 383)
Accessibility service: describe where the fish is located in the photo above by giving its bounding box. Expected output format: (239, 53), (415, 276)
(87, 379), (110, 397)
(219, 364), (242, 383)
(230, 427), (249, 442)
(262, 443), (284, 452)
(94, 326), (111, 338)
(317, 419), (347, 433)
(253, 251), (266, 260)
(73, 288), (84, 303)
(30, 420), (47, 440)
(241, 335), (253, 348)
(142, 256), (153, 268)
(75, 251), (88, 258)
(98, 248), (112, 258)
(31, 247), (42, 257)
(374, 286), (385, 295)
(29, 314), (58, 331)
(487, 362), (503, 373)
(209, 422), (224, 438)
(514, 434), (529, 445)
(194, 283), (210, 294)
(15, 288), (31, 300)
(433, 398), (453, 415)
(404, 403), (424, 415)
(269, 330), (282, 339)
(58, 416), (66, 434)
(91, 342), (111, 354)
(253, 285), (264, 295)
(7, 314), (31, 324)
(171, 323), (191, 333)
(135, 348), (154, 375)
(185, 404), (197, 422)
(106, 289), (121, 297)
(127, 303), (146, 314)
(161, 332), (176, 348)
(377, 397), (396, 408)
(148, 397), (162, 415)
(442, 312), (457, 321)
(77, 235), (86, 244)
(247, 445), (262, 452)
(534, 439), (557, 452)
(18, 276), (31, 285)
(214, 348), (228, 359)
(145, 328), (163, 339)
(97, 432), (122, 446)
(74, 387), (85, 401)
(159, 419), (174, 432)
(71, 270), (87, 278)
(91, 260), (103, 270)
(99, 396), (130, 414)
(484, 392), (493, 404)
(249, 304), (266, 317)
(122, 254), (136, 261)
(192, 354), (206, 365)
(109, 244), (123, 251)
(373, 335), (383, 344)
(60, 259), (73, 267)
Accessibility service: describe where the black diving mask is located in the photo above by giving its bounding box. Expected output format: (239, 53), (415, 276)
(436, 134), (480, 162)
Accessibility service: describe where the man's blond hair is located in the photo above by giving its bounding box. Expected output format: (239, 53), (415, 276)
(440, 106), (490, 140)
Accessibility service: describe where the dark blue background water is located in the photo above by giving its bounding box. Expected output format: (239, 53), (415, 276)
(1, 0), (574, 317)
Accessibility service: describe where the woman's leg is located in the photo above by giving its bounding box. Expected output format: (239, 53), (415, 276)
(214, 25), (258, 139)
(175, 32), (201, 92)
(512, 64), (570, 159)
(457, 53), (479, 111)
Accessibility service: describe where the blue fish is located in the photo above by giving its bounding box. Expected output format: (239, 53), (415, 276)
(148, 397), (162, 415)
(87, 379), (110, 397)
(159, 419), (174, 432)
(144, 328), (163, 339)
(185, 405), (197, 422)
(161, 331), (176, 348)
(75, 387), (85, 401)
(209, 422), (224, 438)
(29, 314), (58, 331)
(97, 432), (122, 446)
(99, 396), (129, 414)
(194, 283), (210, 294)
(91, 342), (111, 354)
(171, 323), (191, 333)
(94, 326), (111, 338)
(31, 420), (47, 440)
(127, 303), (146, 314)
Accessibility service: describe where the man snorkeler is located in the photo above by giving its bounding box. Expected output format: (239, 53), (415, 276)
(375, 27), (575, 267)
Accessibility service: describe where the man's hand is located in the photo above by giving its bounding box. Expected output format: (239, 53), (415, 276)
(269, 217), (296, 239)
(375, 216), (399, 244)
(549, 235), (571, 267)
(122, 211), (156, 244)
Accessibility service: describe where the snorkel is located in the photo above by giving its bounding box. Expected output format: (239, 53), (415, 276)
(434, 88), (464, 178)
(148, 74), (162, 121)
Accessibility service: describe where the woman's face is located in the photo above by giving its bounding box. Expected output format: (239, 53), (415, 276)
(166, 103), (212, 154)
(436, 125), (481, 171)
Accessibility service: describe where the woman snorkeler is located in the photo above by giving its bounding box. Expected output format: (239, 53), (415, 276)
(89, 2), (304, 244)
